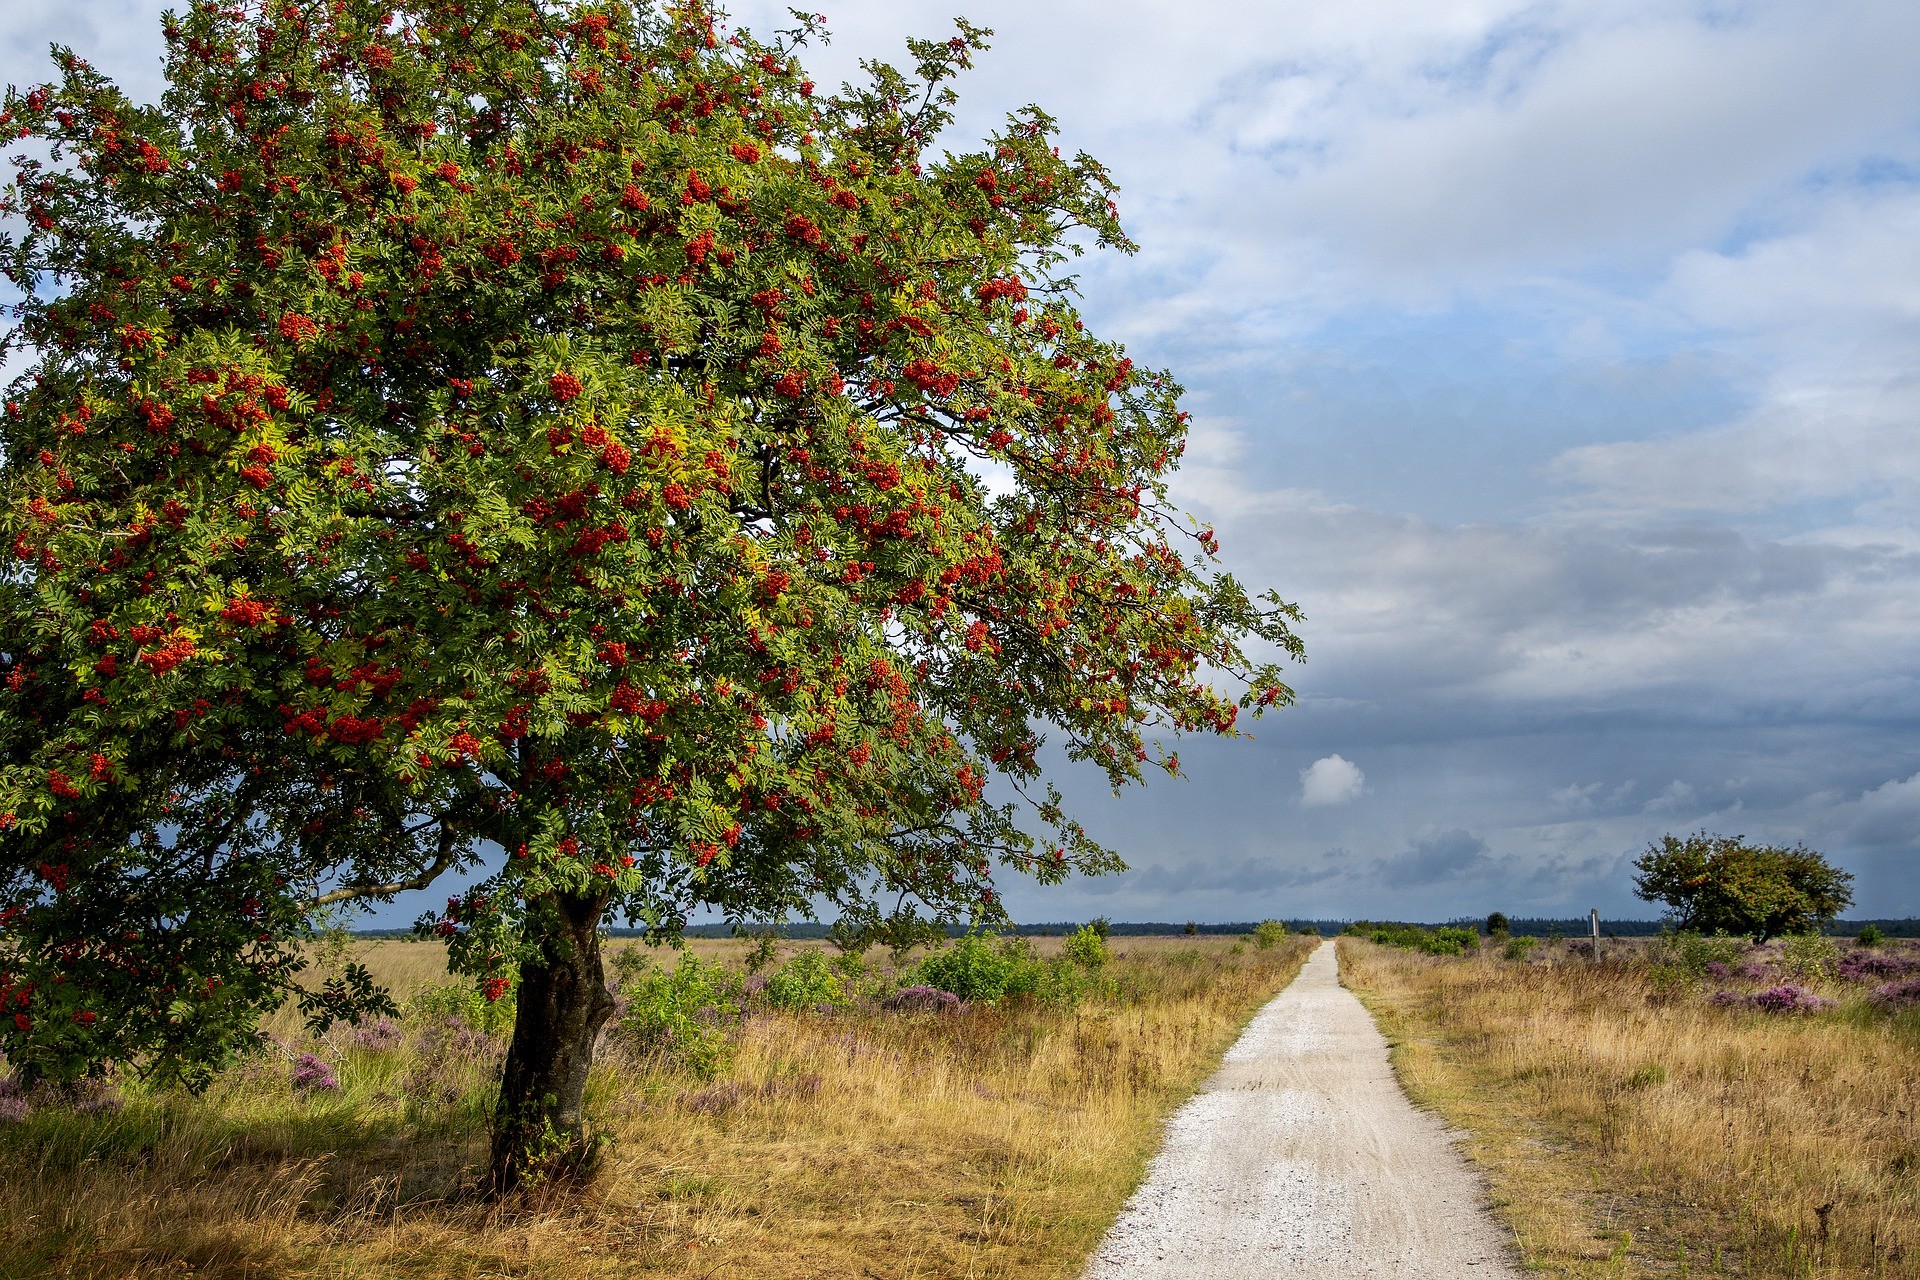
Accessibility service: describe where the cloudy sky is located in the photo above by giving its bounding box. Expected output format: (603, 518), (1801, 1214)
(6, 0), (1918, 923)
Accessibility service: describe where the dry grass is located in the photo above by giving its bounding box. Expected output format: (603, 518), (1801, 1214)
(1339, 938), (1920, 1279)
(1, 933), (1313, 1279)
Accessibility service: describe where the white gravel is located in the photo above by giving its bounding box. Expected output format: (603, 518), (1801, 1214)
(1082, 940), (1523, 1278)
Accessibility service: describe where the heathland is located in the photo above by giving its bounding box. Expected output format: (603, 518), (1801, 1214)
(1343, 929), (1920, 1279)
(0, 932), (1313, 1279)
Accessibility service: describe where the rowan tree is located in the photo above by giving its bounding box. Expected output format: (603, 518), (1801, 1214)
(0, 0), (1302, 1188)
(1633, 833), (1854, 942)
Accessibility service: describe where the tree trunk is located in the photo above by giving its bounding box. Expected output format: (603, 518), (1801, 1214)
(490, 889), (616, 1194)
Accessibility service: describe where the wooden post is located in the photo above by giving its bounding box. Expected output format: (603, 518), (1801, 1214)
(1589, 908), (1601, 962)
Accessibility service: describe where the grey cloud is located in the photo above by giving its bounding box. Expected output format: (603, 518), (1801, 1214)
(1373, 829), (1495, 886)
(1087, 850), (1350, 898)
(1844, 773), (1920, 848)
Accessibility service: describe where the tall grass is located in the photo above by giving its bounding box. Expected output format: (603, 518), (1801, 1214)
(1340, 937), (1920, 1279)
(1, 934), (1312, 1278)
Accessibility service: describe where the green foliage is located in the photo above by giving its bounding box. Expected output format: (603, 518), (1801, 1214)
(1645, 930), (1746, 997)
(407, 980), (517, 1037)
(0, 0), (1302, 1096)
(613, 953), (740, 1080)
(1364, 922), (1430, 949)
(1294, 924), (1320, 938)
(1656, 931), (1748, 976)
(1780, 932), (1839, 983)
(1633, 834), (1854, 941)
(1484, 912), (1510, 938)
(1063, 924), (1109, 969)
(1857, 924), (1884, 947)
(914, 932), (1092, 1005)
(1422, 927), (1481, 957)
(762, 949), (846, 1010)
(1358, 922), (1478, 957)
(1502, 936), (1537, 962)
(1253, 920), (1287, 950)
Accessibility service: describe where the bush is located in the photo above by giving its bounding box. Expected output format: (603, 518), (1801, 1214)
(1421, 927), (1480, 957)
(1656, 931), (1749, 976)
(407, 980), (516, 1036)
(915, 933), (1090, 1005)
(1295, 924), (1320, 937)
(762, 950), (848, 1010)
(1253, 920), (1288, 950)
(1780, 932), (1840, 983)
(1857, 924), (1885, 947)
(1366, 922), (1430, 949)
(1063, 924), (1110, 969)
(1502, 936), (1538, 962)
(613, 953), (742, 1079)
(1485, 911), (1510, 938)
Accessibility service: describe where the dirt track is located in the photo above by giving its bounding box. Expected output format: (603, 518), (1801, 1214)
(1082, 940), (1523, 1278)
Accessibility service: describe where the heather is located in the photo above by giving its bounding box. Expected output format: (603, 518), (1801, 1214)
(1343, 937), (1920, 1279)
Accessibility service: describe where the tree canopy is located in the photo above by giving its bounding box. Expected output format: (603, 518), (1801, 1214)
(1632, 833), (1854, 942)
(0, 0), (1301, 1183)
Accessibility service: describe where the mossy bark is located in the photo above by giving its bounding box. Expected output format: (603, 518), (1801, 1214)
(489, 890), (616, 1194)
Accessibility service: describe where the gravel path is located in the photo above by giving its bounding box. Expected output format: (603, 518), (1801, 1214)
(1082, 940), (1523, 1278)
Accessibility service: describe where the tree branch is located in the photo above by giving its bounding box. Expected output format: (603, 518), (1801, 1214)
(309, 819), (459, 907)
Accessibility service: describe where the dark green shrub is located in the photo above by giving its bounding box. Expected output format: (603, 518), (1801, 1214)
(763, 949), (848, 1010)
(1858, 924), (1885, 947)
(915, 934), (1090, 1004)
(1421, 927), (1480, 957)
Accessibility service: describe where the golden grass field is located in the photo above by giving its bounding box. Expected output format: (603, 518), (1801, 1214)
(1339, 937), (1920, 1279)
(0, 933), (1314, 1280)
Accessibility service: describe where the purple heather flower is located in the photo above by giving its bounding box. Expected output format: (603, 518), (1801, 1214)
(1870, 977), (1920, 1011)
(292, 1051), (339, 1093)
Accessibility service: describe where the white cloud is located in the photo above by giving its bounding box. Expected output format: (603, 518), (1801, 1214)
(1300, 754), (1367, 807)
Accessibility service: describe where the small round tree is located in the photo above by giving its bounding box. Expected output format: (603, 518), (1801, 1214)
(1632, 833), (1853, 942)
(0, 0), (1301, 1188)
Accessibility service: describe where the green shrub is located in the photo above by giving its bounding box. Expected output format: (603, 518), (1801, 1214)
(614, 953), (742, 1079)
(1656, 930), (1747, 976)
(916, 933), (1040, 1003)
(1502, 936), (1537, 962)
(1366, 922), (1431, 950)
(763, 949), (848, 1010)
(1421, 927), (1480, 957)
(1485, 911), (1510, 938)
(1858, 924), (1885, 947)
(1781, 932), (1839, 983)
(1253, 920), (1288, 950)
(1063, 924), (1110, 969)
(1295, 924), (1320, 937)
(915, 933), (1092, 1005)
(407, 980), (516, 1036)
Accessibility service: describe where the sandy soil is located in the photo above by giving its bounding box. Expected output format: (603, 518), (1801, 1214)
(1082, 940), (1523, 1278)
